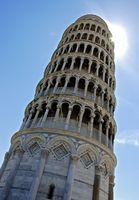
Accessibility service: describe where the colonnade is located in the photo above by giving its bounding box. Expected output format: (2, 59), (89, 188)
(36, 76), (115, 115)
(47, 56), (115, 89)
(53, 42), (112, 68)
(21, 100), (115, 148)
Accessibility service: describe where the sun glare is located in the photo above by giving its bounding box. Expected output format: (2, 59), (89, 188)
(108, 23), (128, 59)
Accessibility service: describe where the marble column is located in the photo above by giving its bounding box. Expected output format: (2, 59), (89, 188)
(25, 109), (34, 129)
(93, 166), (101, 200)
(103, 68), (106, 81)
(54, 104), (61, 122)
(79, 58), (84, 71)
(88, 60), (92, 73)
(106, 125), (109, 147)
(62, 59), (67, 71)
(78, 107), (84, 132)
(45, 80), (51, 94)
(1, 149), (24, 200)
(96, 64), (100, 76)
(63, 155), (79, 200)
(70, 58), (75, 70)
(40, 106), (50, 127)
(53, 77), (60, 93)
(27, 149), (49, 200)
(62, 77), (69, 93)
(54, 59), (60, 72)
(31, 106), (42, 127)
(90, 112), (95, 137)
(98, 118), (103, 143)
(84, 80), (89, 97)
(93, 84), (98, 100)
(73, 77), (79, 94)
(0, 152), (10, 180)
(65, 106), (72, 130)
(108, 175), (115, 200)
(101, 90), (105, 107)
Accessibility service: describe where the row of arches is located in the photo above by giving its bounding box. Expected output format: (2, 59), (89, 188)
(54, 42), (113, 69)
(47, 57), (115, 90)
(66, 22), (112, 42)
(35, 75), (115, 115)
(61, 32), (113, 56)
(22, 99), (116, 149)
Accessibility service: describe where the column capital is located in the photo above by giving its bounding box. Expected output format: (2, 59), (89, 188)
(41, 148), (49, 158)
(70, 154), (79, 163)
(69, 105), (73, 111)
(95, 165), (101, 175)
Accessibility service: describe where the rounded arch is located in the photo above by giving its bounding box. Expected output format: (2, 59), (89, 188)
(77, 144), (99, 164)
(46, 136), (77, 155)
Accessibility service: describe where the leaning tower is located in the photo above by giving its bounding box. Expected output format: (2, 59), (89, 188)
(0, 14), (116, 200)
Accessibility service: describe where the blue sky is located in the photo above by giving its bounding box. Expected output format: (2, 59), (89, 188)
(0, 1), (139, 199)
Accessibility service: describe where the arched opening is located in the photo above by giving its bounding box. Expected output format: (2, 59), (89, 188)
(79, 23), (84, 30)
(97, 26), (101, 33)
(109, 77), (112, 87)
(50, 78), (56, 89)
(101, 39), (105, 47)
(82, 108), (91, 125)
(104, 91), (108, 109)
(61, 103), (69, 118)
(105, 70), (109, 84)
(88, 34), (94, 41)
(93, 112), (100, 130)
(100, 51), (104, 61)
(47, 184), (55, 199)
(102, 116), (109, 135)
(78, 78), (85, 90)
(71, 105), (80, 120)
(82, 59), (89, 72)
(73, 25), (78, 31)
(81, 33), (88, 40)
(91, 24), (96, 31)
(85, 45), (92, 54)
(84, 23), (90, 30)
(67, 77), (76, 88)
(47, 102), (57, 118)
(106, 44), (109, 52)
(70, 43), (77, 53)
(90, 61), (97, 74)
(57, 59), (64, 71)
(75, 33), (81, 40)
(38, 103), (47, 119)
(88, 82), (94, 93)
(78, 44), (85, 53)
(98, 65), (103, 79)
(74, 57), (81, 69)
(65, 58), (72, 70)
(95, 36), (100, 44)
(102, 30), (106, 36)
(93, 47), (99, 57)
(58, 77), (66, 88)
(51, 62), (57, 73)
(64, 45), (70, 54)
(31, 105), (38, 120)
(69, 34), (74, 41)
(106, 56), (109, 65)
(58, 48), (63, 56)
(96, 86), (102, 101)
(42, 81), (48, 93)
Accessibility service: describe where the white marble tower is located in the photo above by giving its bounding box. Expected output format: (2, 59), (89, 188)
(0, 14), (117, 200)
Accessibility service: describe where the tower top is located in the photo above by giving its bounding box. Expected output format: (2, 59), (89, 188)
(75, 14), (112, 36)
